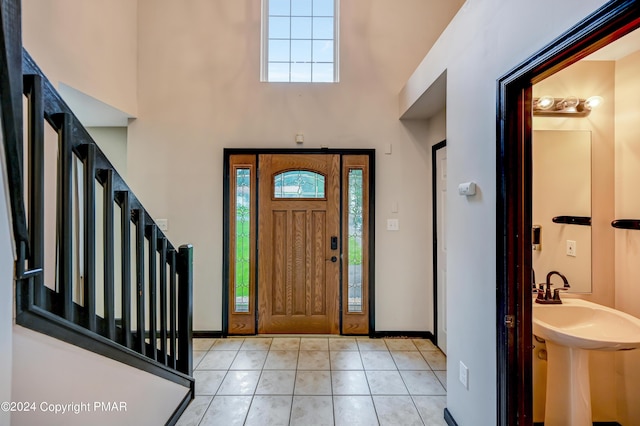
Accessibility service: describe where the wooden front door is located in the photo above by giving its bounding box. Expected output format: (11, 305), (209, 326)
(257, 154), (340, 334)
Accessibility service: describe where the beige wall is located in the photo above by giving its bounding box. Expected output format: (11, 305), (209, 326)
(11, 326), (188, 426)
(87, 127), (128, 179)
(22, 0), (465, 332)
(425, 107), (446, 147)
(23, 1), (138, 294)
(21, 0), (466, 333)
(532, 130), (592, 293)
(86, 128), (128, 320)
(614, 49), (640, 426)
(22, 0), (137, 116)
(130, 0), (464, 331)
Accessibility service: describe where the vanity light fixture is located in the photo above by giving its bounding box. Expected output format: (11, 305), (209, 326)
(533, 95), (603, 117)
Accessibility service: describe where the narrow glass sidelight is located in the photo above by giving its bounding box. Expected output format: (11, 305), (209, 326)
(235, 169), (251, 312)
(227, 154), (257, 334)
(347, 169), (363, 313)
(273, 170), (326, 198)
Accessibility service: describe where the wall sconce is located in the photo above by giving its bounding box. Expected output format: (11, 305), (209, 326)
(533, 96), (603, 117)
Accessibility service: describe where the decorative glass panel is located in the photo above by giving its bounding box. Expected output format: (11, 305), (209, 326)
(347, 169), (363, 312)
(273, 170), (325, 198)
(235, 169), (251, 312)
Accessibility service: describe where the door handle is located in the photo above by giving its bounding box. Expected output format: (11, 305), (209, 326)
(326, 256), (337, 263)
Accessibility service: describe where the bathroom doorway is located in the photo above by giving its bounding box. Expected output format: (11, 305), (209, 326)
(496, 1), (640, 424)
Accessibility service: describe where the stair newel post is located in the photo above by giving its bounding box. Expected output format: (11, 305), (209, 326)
(177, 244), (193, 376)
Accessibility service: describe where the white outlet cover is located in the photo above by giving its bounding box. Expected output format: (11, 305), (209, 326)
(387, 219), (399, 231)
(156, 219), (168, 231)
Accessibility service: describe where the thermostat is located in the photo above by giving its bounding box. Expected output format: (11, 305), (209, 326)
(458, 181), (476, 196)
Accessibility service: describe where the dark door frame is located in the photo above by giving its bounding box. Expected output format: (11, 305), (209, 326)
(222, 148), (376, 337)
(496, 1), (640, 424)
(432, 140), (446, 349)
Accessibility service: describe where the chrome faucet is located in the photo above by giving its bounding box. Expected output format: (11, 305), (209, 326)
(535, 271), (570, 304)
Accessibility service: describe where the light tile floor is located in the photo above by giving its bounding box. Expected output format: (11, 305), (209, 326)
(177, 337), (447, 426)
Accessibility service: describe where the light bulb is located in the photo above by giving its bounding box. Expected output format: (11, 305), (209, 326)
(585, 96), (603, 110)
(536, 96), (555, 110)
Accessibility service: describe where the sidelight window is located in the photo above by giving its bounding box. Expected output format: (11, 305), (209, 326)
(347, 169), (363, 312)
(234, 169), (251, 312)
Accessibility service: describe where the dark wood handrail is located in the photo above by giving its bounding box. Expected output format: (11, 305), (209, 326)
(0, 0), (29, 256)
(1, 1), (193, 421)
(14, 50), (194, 379)
(2, 14), (193, 398)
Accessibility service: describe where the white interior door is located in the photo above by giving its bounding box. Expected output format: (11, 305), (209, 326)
(435, 145), (447, 354)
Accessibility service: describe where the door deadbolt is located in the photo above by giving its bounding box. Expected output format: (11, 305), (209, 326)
(330, 236), (338, 250)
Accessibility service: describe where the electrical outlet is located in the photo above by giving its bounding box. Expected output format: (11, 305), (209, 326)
(386, 219), (399, 231)
(459, 361), (469, 389)
(156, 219), (168, 232)
(566, 240), (576, 257)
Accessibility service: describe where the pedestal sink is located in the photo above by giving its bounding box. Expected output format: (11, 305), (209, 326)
(533, 298), (640, 426)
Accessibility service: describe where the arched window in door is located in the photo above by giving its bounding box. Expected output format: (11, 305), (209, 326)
(273, 170), (326, 199)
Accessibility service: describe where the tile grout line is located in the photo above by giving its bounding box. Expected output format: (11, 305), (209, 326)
(245, 337), (269, 426)
(287, 345), (301, 425)
(186, 338), (447, 426)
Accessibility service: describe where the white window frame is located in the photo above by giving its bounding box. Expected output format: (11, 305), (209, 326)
(260, 0), (340, 83)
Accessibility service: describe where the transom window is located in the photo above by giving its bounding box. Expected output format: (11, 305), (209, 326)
(262, 0), (339, 83)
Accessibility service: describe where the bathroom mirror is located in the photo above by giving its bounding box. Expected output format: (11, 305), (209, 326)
(531, 130), (592, 293)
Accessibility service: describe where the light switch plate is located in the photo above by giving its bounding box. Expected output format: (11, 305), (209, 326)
(387, 219), (399, 231)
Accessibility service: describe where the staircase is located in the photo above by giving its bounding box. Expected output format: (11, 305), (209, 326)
(1, 1), (194, 424)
